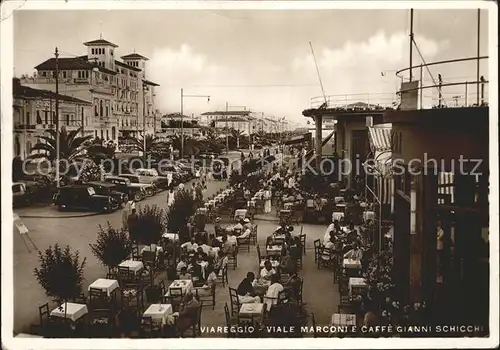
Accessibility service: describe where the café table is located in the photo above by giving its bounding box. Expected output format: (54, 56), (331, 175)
(50, 302), (88, 322)
(348, 277), (367, 295)
(332, 212), (345, 221)
(343, 259), (362, 269)
(234, 209), (247, 220)
(334, 196), (345, 204)
(266, 245), (282, 257)
(260, 259), (280, 268)
(331, 313), (356, 326)
(141, 245), (163, 255)
(167, 279), (193, 295)
(88, 278), (119, 297)
(216, 235), (238, 245)
(143, 303), (173, 326)
(363, 211), (375, 221)
(253, 280), (271, 295)
(118, 260), (144, 274)
(239, 303), (264, 324)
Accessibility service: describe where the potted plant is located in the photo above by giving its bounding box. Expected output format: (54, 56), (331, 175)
(166, 189), (197, 242)
(89, 223), (133, 273)
(33, 244), (86, 326)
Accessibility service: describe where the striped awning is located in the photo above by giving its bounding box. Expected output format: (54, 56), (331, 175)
(368, 127), (392, 152)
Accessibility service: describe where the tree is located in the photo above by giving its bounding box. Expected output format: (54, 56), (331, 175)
(230, 129), (245, 149)
(78, 160), (105, 182)
(86, 138), (116, 166)
(29, 126), (91, 163)
(166, 189), (197, 241)
(125, 134), (167, 155)
(170, 134), (200, 157)
(132, 204), (166, 246)
(34, 244), (86, 319)
(89, 223), (133, 272)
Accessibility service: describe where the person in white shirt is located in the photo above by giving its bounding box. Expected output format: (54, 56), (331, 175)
(344, 243), (363, 261)
(324, 225), (335, 245)
(243, 218), (252, 230)
(264, 274), (284, 309)
(181, 239), (198, 252)
(239, 228), (251, 239)
(325, 234), (335, 250)
(199, 243), (212, 255)
(260, 261), (276, 280)
(177, 259), (188, 272)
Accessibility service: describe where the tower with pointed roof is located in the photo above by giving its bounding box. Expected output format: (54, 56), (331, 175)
(121, 53), (149, 79)
(84, 38), (118, 72)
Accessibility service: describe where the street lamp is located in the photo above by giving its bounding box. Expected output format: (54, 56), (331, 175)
(180, 88), (210, 158)
(225, 103), (246, 153)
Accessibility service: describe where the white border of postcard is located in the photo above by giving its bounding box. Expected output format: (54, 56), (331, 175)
(1, 0), (498, 349)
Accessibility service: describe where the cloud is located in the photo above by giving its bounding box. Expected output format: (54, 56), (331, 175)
(147, 31), (448, 126)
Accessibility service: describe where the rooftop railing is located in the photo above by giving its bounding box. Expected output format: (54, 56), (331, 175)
(308, 56), (489, 111)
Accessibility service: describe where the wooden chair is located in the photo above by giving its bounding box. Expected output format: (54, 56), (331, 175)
(164, 286), (184, 312)
(131, 245), (140, 260)
(237, 235), (251, 253)
(224, 302), (239, 338)
(317, 247), (334, 270)
(120, 283), (143, 313)
(140, 316), (162, 338)
(117, 266), (133, 284)
(311, 312), (318, 338)
(38, 303), (51, 335)
(217, 264), (228, 287)
(89, 287), (110, 311)
(250, 225), (258, 245)
(227, 249), (238, 270)
(299, 234), (307, 255)
(280, 272), (291, 285)
(195, 283), (216, 310)
(338, 295), (353, 314)
(228, 287), (241, 317)
(313, 239), (321, 264)
(88, 309), (114, 338)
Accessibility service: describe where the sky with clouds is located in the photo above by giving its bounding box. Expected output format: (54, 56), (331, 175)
(13, 9), (489, 126)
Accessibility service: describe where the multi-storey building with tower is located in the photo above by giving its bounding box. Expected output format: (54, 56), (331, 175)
(20, 38), (159, 146)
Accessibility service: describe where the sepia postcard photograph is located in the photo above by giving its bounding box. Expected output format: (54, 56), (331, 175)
(1, 0), (498, 349)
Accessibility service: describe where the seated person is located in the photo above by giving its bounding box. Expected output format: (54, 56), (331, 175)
(243, 218), (252, 230)
(288, 237), (302, 261)
(344, 242), (363, 261)
(325, 234), (335, 250)
(280, 254), (296, 274)
(171, 292), (200, 334)
(239, 228), (251, 239)
(193, 265), (217, 297)
(194, 247), (208, 262)
(178, 266), (192, 280)
(236, 272), (261, 304)
(233, 223), (243, 236)
(260, 260), (276, 280)
(285, 272), (302, 301)
(264, 274), (284, 309)
(164, 238), (175, 257)
(176, 258), (188, 272)
(214, 217), (223, 236)
(194, 231), (207, 245)
(324, 226), (335, 245)
(221, 235), (235, 255)
(209, 233), (222, 248)
(181, 238), (198, 252)
(214, 250), (228, 274)
(198, 242), (212, 255)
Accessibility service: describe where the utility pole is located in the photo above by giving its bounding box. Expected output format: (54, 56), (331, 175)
(55, 47), (60, 188)
(409, 9), (414, 82)
(180, 88), (184, 158)
(143, 84), (147, 161)
(225, 102), (229, 153)
(476, 9), (481, 105)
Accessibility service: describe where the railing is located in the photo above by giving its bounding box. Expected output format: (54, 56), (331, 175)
(310, 93), (397, 110)
(396, 56), (489, 109)
(308, 56), (489, 111)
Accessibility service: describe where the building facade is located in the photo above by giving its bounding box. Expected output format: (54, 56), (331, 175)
(20, 38), (159, 145)
(12, 78), (92, 160)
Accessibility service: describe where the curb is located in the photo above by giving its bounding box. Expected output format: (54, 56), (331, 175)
(18, 211), (105, 219)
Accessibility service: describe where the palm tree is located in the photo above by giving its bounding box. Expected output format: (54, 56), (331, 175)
(29, 126), (91, 162)
(126, 134), (167, 154)
(170, 134), (200, 157)
(230, 129), (245, 149)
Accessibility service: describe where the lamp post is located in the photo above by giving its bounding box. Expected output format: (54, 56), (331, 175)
(142, 84), (148, 161)
(180, 88), (210, 158)
(225, 103), (246, 153)
(55, 47), (60, 188)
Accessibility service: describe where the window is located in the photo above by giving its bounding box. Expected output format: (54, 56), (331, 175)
(94, 99), (99, 116)
(41, 71), (47, 77)
(52, 111), (55, 123)
(100, 100), (104, 116)
(26, 111), (30, 125)
(65, 114), (69, 125)
(44, 110), (48, 124)
(101, 130), (104, 139)
(105, 101), (109, 117)
(36, 110), (42, 124)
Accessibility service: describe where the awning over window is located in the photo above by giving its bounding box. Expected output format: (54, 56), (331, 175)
(368, 127), (391, 152)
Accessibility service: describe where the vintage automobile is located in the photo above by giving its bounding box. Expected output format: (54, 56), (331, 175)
(103, 176), (146, 201)
(118, 174), (156, 197)
(133, 168), (170, 190)
(86, 181), (128, 206)
(52, 185), (119, 212)
(12, 182), (32, 207)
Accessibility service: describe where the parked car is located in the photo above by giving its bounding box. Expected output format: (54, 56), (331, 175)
(12, 182), (32, 207)
(155, 163), (184, 185)
(86, 181), (128, 206)
(52, 185), (119, 212)
(118, 174), (156, 196)
(134, 168), (170, 190)
(103, 176), (146, 201)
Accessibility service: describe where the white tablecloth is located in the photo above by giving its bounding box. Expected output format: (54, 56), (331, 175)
(119, 260), (144, 274)
(141, 246), (163, 255)
(334, 196), (345, 204)
(331, 313), (356, 326)
(343, 259), (361, 269)
(266, 245), (282, 255)
(143, 304), (173, 325)
(363, 211), (375, 221)
(348, 277), (367, 294)
(234, 209), (248, 220)
(332, 212), (345, 221)
(50, 302), (88, 322)
(216, 235), (238, 245)
(88, 278), (119, 296)
(162, 232), (179, 241)
(260, 259), (280, 268)
(239, 303), (264, 317)
(167, 279), (193, 296)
